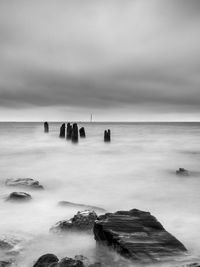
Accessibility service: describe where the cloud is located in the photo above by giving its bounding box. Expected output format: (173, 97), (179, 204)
(0, 0), (200, 120)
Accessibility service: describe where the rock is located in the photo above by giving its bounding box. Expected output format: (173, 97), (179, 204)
(104, 130), (111, 142)
(44, 122), (49, 133)
(50, 210), (97, 233)
(74, 255), (90, 266)
(73, 256), (102, 267)
(0, 261), (12, 267)
(186, 264), (200, 267)
(176, 168), (189, 176)
(66, 123), (72, 140)
(88, 264), (102, 267)
(0, 235), (24, 264)
(178, 264), (200, 267)
(5, 178), (44, 189)
(59, 123), (65, 138)
(93, 209), (187, 263)
(72, 123), (78, 143)
(0, 240), (13, 250)
(79, 127), (86, 138)
(33, 254), (59, 267)
(58, 201), (106, 213)
(58, 257), (84, 267)
(33, 254), (101, 267)
(7, 192), (32, 202)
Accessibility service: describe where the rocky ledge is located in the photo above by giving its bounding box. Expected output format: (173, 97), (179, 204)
(5, 178), (44, 189)
(50, 210), (97, 233)
(33, 254), (101, 267)
(93, 209), (187, 263)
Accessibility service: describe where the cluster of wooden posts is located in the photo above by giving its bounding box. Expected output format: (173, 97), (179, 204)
(44, 122), (111, 142)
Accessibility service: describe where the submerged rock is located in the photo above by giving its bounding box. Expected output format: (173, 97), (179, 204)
(50, 210), (97, 233)
(7, 192), (32, 202)
(93, 209), (187, 263)
(176, 168), (189, 176)
(5, 178), (44, 189)
(33, 254), (59, 267)
(58, 201), (105, 213)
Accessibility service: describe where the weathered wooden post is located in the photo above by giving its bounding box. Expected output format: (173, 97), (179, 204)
(59, 123), (65, 138)
(66, 123), (72, 140)
(72, 123), (78, 143)
(44, 122), (49, 133)
(104, 129), (111, 142)
(79, 127), (86, 138)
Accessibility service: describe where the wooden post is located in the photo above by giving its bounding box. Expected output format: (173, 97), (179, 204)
(59, 123), (65, 138)
(66, 123), (72, 140)
(79, 127), (86, 138)
(44, 122), (49, 133)
(104, 129), (111, 142)
(72, 123), (78, 143)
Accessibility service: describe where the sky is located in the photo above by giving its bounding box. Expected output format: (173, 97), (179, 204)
(0, 0), (200, 121)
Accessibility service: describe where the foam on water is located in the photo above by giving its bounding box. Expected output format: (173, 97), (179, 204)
(0, 122), (200, 266)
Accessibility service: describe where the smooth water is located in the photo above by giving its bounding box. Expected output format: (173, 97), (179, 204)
(0, 122), (200, 266)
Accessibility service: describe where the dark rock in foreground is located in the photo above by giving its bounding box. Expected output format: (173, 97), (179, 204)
(5, 178), (44, 189)
(94, 209), (187, 263)
(33, 254), (59, 267)
(7, 192), (32, 202)
(176, 168), (189, 176)
(33, 254), (101, 267)
(58, 201), (106, 213)
(50, 210), (97, 233)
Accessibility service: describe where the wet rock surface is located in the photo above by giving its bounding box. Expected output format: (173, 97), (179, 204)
(58, 201), (105, 213)
(5, 178), (44, 189)
(33, 254), (101, 267)
(93, 209), (187, 263)
(50, 210), (98, 233)
(6, 192), (32, 202)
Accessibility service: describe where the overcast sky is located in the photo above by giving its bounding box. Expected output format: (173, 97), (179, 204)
(0, 0), (200, 121)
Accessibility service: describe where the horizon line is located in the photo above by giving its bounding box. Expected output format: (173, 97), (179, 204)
(0, 120), (200, 123)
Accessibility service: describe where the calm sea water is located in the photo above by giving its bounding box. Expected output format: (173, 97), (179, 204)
(0, 122), (200, 266)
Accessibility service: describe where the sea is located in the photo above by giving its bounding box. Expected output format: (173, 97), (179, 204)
(0, 122), (200, 266)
